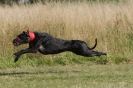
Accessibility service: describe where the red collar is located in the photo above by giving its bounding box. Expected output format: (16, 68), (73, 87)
(28, 32), (35, 42)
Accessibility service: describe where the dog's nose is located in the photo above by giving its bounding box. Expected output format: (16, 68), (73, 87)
(13, 39), (15, 43)
(13, 39), (18, 46)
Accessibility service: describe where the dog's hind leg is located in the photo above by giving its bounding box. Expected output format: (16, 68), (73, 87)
(74, 50), (106, 57)
(70, 40), (106, 57)
(88, 50), (107, 56)
(71, 44), (106, 57)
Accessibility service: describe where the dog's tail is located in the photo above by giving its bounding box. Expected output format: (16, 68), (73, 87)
(88, 38), (97, 50)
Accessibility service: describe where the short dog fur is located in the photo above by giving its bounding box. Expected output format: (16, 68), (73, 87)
(13, 31), (106, 62)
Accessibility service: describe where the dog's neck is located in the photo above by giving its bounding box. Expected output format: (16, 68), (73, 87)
(29, 31), (35, 42)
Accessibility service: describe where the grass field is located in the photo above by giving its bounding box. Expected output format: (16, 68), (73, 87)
(0, 1), (133, 88)
(0, 0), (133, 65)
(0, 64), (133, 88)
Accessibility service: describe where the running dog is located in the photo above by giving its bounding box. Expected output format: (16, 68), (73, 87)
(13, 31), (106, 62)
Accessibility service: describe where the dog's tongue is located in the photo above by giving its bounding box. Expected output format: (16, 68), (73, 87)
(29, 32), (35, 42)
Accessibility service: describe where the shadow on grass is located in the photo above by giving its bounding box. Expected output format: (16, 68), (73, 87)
(0, 70), (81, 76)
(0, 71), (45, 76)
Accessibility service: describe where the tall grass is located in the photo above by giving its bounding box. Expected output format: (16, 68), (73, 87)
(0, 1), (133, 66)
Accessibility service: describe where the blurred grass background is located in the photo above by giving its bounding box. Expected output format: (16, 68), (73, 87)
(0, 0), (133, 67)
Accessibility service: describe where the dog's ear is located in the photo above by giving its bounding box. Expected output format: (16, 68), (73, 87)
(27, 30), (29, 33)
(23, 31), (28, 36)
(26, 26), (30, 33)
(23, 31), (26, 34)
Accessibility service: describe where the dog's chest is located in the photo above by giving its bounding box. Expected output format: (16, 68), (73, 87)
(39, 45), (45, 51)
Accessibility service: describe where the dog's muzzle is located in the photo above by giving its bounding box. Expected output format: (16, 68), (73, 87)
(13, 37), (21, 46)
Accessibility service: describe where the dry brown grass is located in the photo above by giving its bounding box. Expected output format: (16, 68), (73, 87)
(0, 1), (133, 63)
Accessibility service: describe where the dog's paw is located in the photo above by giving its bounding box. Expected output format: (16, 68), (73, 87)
(14, 56), (20, 63)
(13, 53), (20, 63)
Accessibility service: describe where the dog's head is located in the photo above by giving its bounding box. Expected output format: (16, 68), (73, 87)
(13, 31), (35, 46)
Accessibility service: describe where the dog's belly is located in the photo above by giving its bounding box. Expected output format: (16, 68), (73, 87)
(38, 45), (68, 54)
(38, 45), (51, 54)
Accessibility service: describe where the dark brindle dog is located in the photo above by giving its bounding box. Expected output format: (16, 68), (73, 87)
(13, 31), (106, 62)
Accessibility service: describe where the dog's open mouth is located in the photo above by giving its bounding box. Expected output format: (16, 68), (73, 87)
(13, 42), (19, 46)
(13, 39), (20, 46)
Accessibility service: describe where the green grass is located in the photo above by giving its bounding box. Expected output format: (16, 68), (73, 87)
(0, 1), (132, 64)
(0, 52), (107, 68)
(0, 1), (132, 88)
(0, 64), (133, 88)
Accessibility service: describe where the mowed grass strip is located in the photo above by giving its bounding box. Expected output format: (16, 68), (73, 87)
(0, 64), (133, 88)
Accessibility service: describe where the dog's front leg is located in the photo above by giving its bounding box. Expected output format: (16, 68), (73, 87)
(14, 48), (37, 62)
